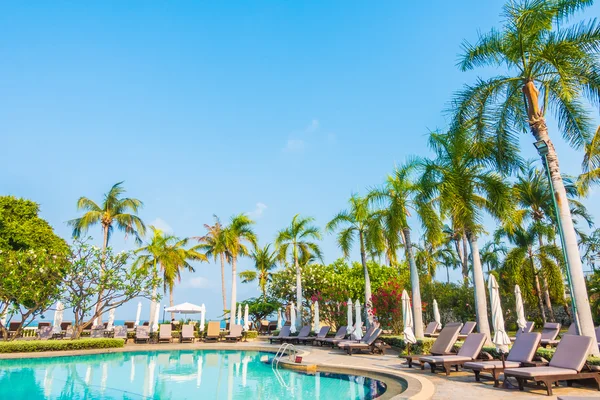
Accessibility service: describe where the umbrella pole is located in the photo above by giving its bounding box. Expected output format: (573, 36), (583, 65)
(500, 351), (517, 389)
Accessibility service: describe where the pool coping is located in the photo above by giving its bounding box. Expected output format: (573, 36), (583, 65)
(0, 342), (434, 399)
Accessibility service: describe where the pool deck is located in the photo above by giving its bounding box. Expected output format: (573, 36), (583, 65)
(2, 340), (600, 399)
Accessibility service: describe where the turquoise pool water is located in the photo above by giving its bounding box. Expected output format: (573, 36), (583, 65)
(0, 350), (388, 399)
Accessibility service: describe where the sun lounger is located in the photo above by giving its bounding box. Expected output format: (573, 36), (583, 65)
(400, 322), (463, 368)
(125, 321), (135, 332)
(464, 332), (541, 386)
(90, 327), (105, 338)
(504, 334), (600, 396)
(113, 326), (128, 343)
(257, 320), (269, 334)
(60, 322), (72, 332)
(37, 326), (53, 340)
(204, 321), (221, 342)
(544, 323), (576, 347)
(37, 322), (51, 329)
(423, 322), (440, 337)
(457, 321), (477, 340)
(297, 326), (330, 345)
(511, 321), (535, 341)
(315, 326), (347, 347)
(283, 325), (311, 344)
(158, 324), (173, 343)
(419, 332), (488, 375)
(269, 326), (291, 344)
(225, 324), (243, 342)
(135, 326), (150, 343)
(428, 321), (464, 338)
(342, 328), (384, 355)
(180, 325), (195, 343)
(335, 325), (377, 348)
(8, 322), (21, 338)
(540, 322), (562, 347)
(63, 326), (74, 339)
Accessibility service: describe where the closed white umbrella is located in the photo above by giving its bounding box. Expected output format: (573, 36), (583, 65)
(489, 275), (510, 353)
(353, 300), (363, 340)
(433, 299), (441, 328)
(151, 303), (160, 333)
(199, 304), (206, 332)
(134, 302), (142, 327)
(277, 309), (283, 330)
(290, 305), (297, 334)
(313, 301), (320, 332)
(402, 290), (417, 345)
(243, 304), (250, 331)
(52, 302), (64, 333)
(106, 308), (115, 331)
(346, 299), (353, 332)
(514, 285), (527, 332)
(237, 304), (242, 326)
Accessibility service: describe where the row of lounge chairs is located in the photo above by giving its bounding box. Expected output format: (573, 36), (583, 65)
(402, 321), (600, 396)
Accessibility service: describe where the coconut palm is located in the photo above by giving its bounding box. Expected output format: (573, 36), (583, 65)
(275, 214), (322, 325)
(196, 216), (230, 312)
(68, 181), (146, 321)
(579, 125), (600, 194)
(419, 129), (513, 341)
(480, 238), (507, 274)
(224, 214), (257, 324)
(455, 0), (600, 351)
(443, 224), (470, 284)
(367, 163), (442, 338)
(580, 228), (600, 272)
(326, 195), (383, 327)
(240, 244), (278, 299)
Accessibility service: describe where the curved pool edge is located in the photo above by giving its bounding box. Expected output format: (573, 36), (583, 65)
(0, 342), (434, 400)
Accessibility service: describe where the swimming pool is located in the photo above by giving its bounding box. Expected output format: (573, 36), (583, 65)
(0, 350), (388, 399)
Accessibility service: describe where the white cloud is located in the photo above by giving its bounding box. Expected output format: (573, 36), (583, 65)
(150, 218), (173, 234)
(284, 139), (305, 152)
(184, 277), (211, 289)
(282, 119), (335, 152)
(248, 202), (267, 219)
(305, 119), (320, 133)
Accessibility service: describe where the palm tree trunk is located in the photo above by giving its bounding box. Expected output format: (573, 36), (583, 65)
(523, 80), (598, 355)
(149, 260), (158, 329)
(446, 266), (450, 283)
(230, 257), (237, 326)
(466, 232), (491, 342)
(169, 285), (175, 321)
(95, 224), (110, 325)
(220, 253), (227, 313)
(403, 228), (424, 338)
(538, 236), (555, 322)
(359, 232), (373, 328)
(531, 256), (547, 323)
(294, 247), (302, 328)
(461, 234), (470, 286)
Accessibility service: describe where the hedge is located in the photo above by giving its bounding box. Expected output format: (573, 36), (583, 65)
(246, 330), (258, 339)
(0, 338), (124, 353)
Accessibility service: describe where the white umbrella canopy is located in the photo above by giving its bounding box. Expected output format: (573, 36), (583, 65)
(402, 290), (417, 344)
(165, 302), (203, 314)
(152, 303), (160, 333)
(290, 305), (297, 334)
(243, 304), (250, 331)
(134, 302), (142, 327)
(52, 302), (64, 333)
(106, 308), (115, 331)
(433, 299), (441, 328)
(276, 309), (283, 330)
(353, 300), (363, 340)
(489, 275), (511, 352)
(313, 301), (320, 332)
(346, 299), (353, 332)
(199, 304), (206, 332)
(514, 285), (527, 331)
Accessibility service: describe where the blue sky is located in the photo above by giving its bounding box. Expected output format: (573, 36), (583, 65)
(1, 1), (599, 321)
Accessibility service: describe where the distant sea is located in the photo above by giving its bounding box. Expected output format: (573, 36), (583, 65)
(28, 318), (226, 328)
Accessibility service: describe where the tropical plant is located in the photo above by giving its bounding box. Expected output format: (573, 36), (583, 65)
(196, 215), (230, 312)
(67, 182), (146, 322)
(479, 238), (507, 273)
(275, 214), (322, 326)
(326, 195), (383, 326)
(580, 228), (600, 272)
(224, 214), (257, 324)
(454, 0), (600, 350)
(240, 244), (278, 299)
(579, 125), (600, 194)
(419, 129), (513, 341)
(442, 224), (470, 284)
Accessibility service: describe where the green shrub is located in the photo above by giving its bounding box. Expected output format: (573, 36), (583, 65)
(245, 330), (258, 339)
(0, 338), (124, 353)
(381, 335), (435, 355)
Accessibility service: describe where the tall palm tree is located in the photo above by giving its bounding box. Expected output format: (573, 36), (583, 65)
(579, 125), (600, 194)
(368, 163), (442, 338)
(240, 244), (278, 299)
(68, 181), (146, 321)
(479, 238), (507, 273)
(196, 216), (230, 312)
(443, 224), (470, 284)
(419, 129), (513, 341)
(580, 228), (600, 272)
(225, 214), (257, 324)
(455, 0), (600, 351)
(326, 195), (382, 326)
(275, 214), (322, 326)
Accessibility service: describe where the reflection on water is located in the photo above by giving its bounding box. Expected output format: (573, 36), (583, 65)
(0, 350), (387, 399)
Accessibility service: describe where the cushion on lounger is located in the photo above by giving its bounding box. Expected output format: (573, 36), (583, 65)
(464, 360), (521, 370)
(457, 333), (486, 359)
(540, 322), (561, 341)
(507, 332), (541, 363)
(420, 355), (472, 363)
(430, 323), (462, 354)
(459, 322), (477, 336)
(504, 366), (579, 377)
(549, 334), (593, 372)
(424, 322), (439, 335)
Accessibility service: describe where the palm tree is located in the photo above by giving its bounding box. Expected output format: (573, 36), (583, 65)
(443, 224), (470, 284)
(275, 214), (322, 326)
(480, 238), (507, 273)
(225, 214), (257, 324)
(196, 216), (230, 312)
(455, 0), (600, 351)
(368, 163), (442, 338)
(579, 125), (600, 195)
(68, 181), (146, 321)
(240, 244), (278, 299)
(326, 195), (382, 326)
(580, 228), (600, 272)
(419, 129), (513, 341)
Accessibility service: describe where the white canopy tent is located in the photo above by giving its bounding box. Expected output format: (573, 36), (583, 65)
(165, 302), (204, 320)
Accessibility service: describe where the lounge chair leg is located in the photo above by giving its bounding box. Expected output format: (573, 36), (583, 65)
(445, 365), (451, 376)
(474, 370), (480, 382)
(517, 377), (524, 391)
(594, 375), (600, 390)
(491, 370), (498, 387)
(542, 379), (553, 396)
(430, 364), (436, 374)
(455, 364), (459, 372)
(566, 381), (572, 387)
